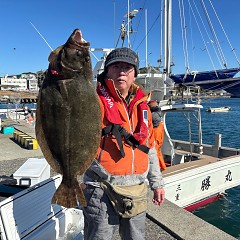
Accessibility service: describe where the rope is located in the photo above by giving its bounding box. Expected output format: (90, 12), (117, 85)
(182, 0), (190, 70)
(200, 0), (227, 68)
(194, 1), (221, 68)
(178, 0), (190, 71)
(131, 1), (147, 48)
(188, 1), (196, 70)
(135, 13), (160, 51)
(210, 80), (240, 92)
(189, 0), (218, 76)
(197, 76), (240, 92)
(208, 0), (240, 66)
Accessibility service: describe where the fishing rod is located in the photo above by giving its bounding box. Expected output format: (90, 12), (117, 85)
(30, 21), (101, 62)
(30, 22), (54, 51)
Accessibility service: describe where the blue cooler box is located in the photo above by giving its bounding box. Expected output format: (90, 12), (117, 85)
(1, 126), (15, 134)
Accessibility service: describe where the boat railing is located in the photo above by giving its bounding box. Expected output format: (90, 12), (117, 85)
(172, 133), (240, 159)
(161, 102), (203, 165)
(172, 85), (202, 104)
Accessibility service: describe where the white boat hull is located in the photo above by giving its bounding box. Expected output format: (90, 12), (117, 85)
(0, 175), (84, 240)
(206, 107), (231, 112)
(163, 156), (240, 209)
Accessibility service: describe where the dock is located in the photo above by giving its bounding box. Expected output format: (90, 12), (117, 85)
(0, 119), (236, 239)
(0, 90), (38, 104)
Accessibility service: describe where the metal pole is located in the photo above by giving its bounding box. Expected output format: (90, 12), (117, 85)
(163, 0), (172, 96)
(145, 9), (148, 67)
(127, 0), (130, 48)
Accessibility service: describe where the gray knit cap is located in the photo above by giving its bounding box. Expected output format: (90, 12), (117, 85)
(104, 47), (139, 76)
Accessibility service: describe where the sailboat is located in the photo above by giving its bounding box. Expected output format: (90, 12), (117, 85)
(168, 0), (240, 97)
(154, 0), (240, 211)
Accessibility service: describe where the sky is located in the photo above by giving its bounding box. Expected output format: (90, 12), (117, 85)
(0, 0), (240, 76)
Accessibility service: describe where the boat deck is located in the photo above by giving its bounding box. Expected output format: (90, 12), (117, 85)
(163, 149), (231, 177)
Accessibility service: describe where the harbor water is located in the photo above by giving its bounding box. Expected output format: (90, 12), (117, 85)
(1, 98), (240, 238)
(0, 102), (36, 119)
(166, 97), (240, 239)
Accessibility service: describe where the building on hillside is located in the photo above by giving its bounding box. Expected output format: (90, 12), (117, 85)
(0, 75), (27, 91)
(0, 72), (39, 92)
(21, 72), (38, 91)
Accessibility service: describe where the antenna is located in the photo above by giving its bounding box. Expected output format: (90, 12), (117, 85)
(123, 9), (139, 48)
(30, 22), (53, 51)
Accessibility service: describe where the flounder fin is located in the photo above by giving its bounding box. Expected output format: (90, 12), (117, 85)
(35, 92), (63, 174)
(52, 182), (87, 208)
(48, 45), (64, 62)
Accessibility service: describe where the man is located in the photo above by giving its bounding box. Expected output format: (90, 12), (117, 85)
(82, 47), (165, 240)
(148, 100), (167, 171)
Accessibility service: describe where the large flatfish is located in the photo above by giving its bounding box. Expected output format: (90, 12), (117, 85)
(35, 29), (101, 208)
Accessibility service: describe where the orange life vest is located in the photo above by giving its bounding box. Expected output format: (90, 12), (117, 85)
(96, 79), (155, 176)
(153, 122), (166, 170)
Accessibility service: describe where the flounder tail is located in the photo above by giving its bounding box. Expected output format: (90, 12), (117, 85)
(52, 182), (86, 208)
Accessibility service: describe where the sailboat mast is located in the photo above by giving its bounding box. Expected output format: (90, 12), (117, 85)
(163, 0), (172, 96)
(127, 0), (131, 48)
(145, 9), (148, 67)
(164, 0), (172, 77)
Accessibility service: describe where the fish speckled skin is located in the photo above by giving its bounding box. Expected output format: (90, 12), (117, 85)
(35, 29), (101, 208)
